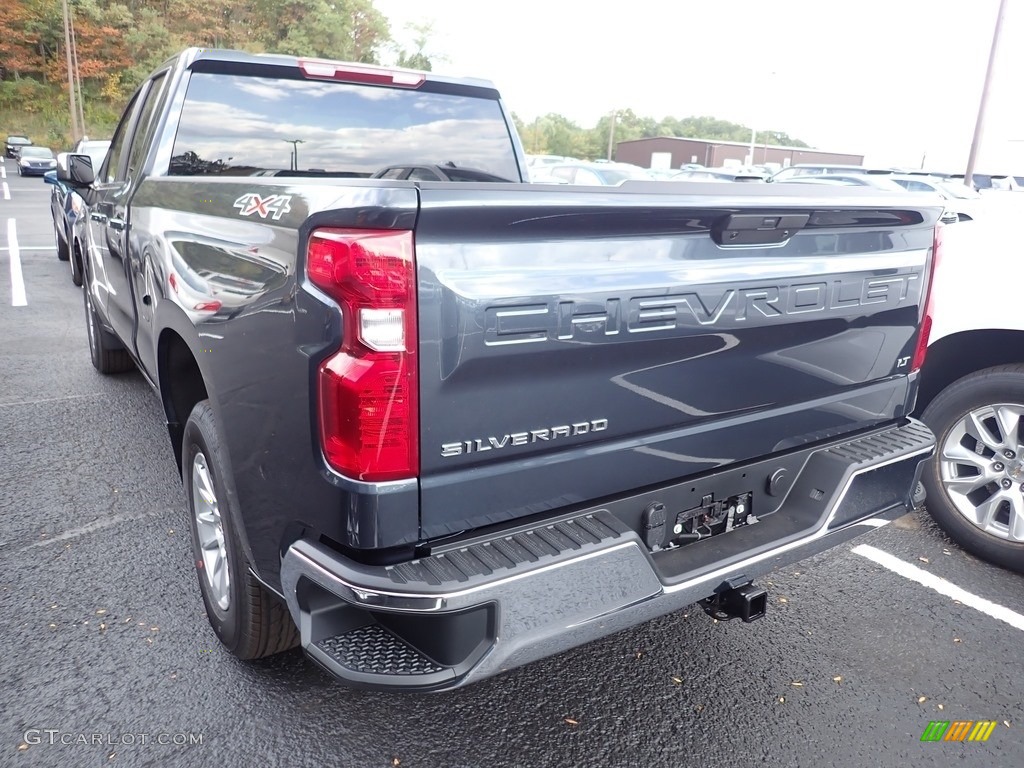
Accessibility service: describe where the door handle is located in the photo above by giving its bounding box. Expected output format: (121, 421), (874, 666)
(90, 212), (107, 222)
(109, 219), (126, 231)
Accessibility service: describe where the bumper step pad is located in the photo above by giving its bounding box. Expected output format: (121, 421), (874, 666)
(315, 625), (445, 676)
(386, 510), (629, 586)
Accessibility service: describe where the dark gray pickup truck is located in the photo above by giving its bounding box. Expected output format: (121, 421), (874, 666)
(59, 47), (941, 691)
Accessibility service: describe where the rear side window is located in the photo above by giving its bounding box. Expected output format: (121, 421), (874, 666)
(100, 90), (144, 184)
(169, 72), (520, 182)
(126, 73), (168, 181)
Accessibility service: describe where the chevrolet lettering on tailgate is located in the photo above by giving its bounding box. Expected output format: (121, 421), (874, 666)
(484, 272), (922, 346)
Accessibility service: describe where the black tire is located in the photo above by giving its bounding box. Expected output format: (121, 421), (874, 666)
(920, 364), (1024, 574)
(182, 400), (299, 659)
(55, 224), (70, 262)
(83, 285), (134, 373)
(70, 241), (83, 287)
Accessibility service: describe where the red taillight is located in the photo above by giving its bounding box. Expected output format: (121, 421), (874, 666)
(298, 59), (425, 88)
(308, 229), (418, 482)
(911, 224), (943, 372)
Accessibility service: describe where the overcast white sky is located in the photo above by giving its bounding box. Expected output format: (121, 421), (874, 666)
(376, 0), (1024, 171)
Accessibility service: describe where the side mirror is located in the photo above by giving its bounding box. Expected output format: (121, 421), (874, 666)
(43, 170), (59, 186)
(56, 152), (95, 188)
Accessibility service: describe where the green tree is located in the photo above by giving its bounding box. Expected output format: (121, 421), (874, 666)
(250, 0), (390, 62)
(392, 21), (441, 71)
(522, 113), (594, 158)
(652, 115), (809, 148)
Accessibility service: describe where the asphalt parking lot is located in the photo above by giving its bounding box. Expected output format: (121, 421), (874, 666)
(1, 159), (1023, 768)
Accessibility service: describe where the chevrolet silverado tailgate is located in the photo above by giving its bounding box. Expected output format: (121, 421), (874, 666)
(414, 183), (941, 539)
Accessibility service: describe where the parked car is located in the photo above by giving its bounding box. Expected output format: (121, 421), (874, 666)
(769, 163), (869, 182)
(57, 46), (939, 692)
(776, 173), (907, 191)
(889, 169), (955, 180)
(672, 168), (767, 183)
(888, 175), (985, 222)
(370, 164), (512, 182)
(545, 161), (654, 185)
(16, 146), (56, 176)
(915, 221), (1024, 573)
(525, 154), (569, 167)
(73, 138), (112, 159)
(643, 168), (681, 180)
(781, 175), (960, 223)
(987, 176), (1020, 192)
(5, 134), (32, 158)
(946, 173), (1020, 193)
(526, 168), (569, 183)
(44, 139), (110, 285)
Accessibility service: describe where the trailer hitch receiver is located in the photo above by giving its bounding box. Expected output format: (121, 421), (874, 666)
(699, 575), (767, 623)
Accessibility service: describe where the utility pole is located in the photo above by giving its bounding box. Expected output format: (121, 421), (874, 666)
(761, 131), (777, 166)
(61, 0), (81, 142)
(606, 110), (617, 161)
(69, 7), (86, 138)
(283, 139), (304, 171)
(749, 71), (776, 167)
(964, 0), (1009, 188)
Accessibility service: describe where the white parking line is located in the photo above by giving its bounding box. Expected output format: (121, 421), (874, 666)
(0, 393), (102, 409)
(4, 511), (162, 552)
(2, 182), (9, 199)
(1, 164), (6, 178)
(853, 544), (1024, 631)
(7, 218), (27, 306)
(0, 246), (54, 252)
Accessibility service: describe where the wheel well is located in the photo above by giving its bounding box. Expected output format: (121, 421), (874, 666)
(915, 329), (1024, 416)
(159, 330), (209, 475)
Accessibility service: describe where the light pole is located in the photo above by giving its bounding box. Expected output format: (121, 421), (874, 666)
(760, 131), (779, 166)
(61, 0), (81, 141)
(283, 139), (305, 171)
(748, 71), (777, 167)
(606, 109), (617, 161)
(69, 7), (86, 138)
(964, 0), (1009, 188)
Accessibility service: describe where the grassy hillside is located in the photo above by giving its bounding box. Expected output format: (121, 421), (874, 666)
(2, 82), (123, 150)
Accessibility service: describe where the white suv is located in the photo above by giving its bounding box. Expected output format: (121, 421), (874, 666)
(915, 201), (1024, 573)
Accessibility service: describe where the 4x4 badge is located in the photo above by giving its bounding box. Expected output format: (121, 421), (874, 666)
(233, 193), (292, 220)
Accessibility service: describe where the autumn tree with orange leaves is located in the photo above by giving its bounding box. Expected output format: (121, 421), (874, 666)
(0, 0), (398, 141)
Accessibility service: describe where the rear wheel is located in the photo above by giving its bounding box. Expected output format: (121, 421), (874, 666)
(70, 241), (83, 287)
(182, 400), (298, 659)
(83, 286), (134, 373)
(921, 365), (1024, 573)
(54, 224), (70, 262)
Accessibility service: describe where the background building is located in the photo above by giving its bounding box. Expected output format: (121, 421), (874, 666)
(615, 137), (864, 169)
